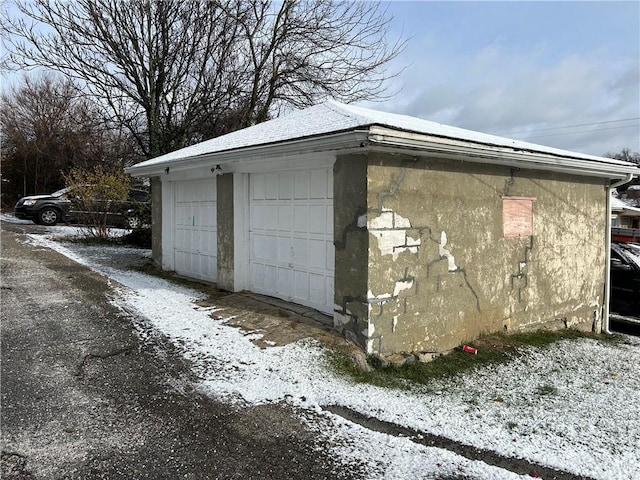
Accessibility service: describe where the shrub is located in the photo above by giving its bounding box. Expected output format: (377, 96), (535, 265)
(64, 167), (131, 239)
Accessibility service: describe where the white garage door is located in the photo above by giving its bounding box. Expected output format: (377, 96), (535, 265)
(173, 179), (217, 282)
(250, 169), (334, 314)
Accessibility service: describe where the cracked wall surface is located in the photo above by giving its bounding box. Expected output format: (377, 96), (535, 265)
(334, 152), (607, 356)
(333, 156), (370, 347)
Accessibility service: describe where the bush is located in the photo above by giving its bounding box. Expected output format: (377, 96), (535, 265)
(64, 167), (130, 239)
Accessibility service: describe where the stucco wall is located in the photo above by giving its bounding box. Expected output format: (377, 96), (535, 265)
(216, 173), (235, 291)
(335, 152), (608, 356)
(150, 176), (163, 267)
(333, 155), (370, 347)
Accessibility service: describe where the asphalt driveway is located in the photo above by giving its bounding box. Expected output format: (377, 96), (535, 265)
(0, 221), (361, 480)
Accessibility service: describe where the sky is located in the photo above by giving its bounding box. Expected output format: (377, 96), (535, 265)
(361, 1), (640, 157)
(2, 1), (639, 158)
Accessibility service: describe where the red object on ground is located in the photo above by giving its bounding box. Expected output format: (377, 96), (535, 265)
(462, 345), (478, 355)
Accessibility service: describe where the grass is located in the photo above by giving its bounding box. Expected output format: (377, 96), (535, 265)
(536, 384), (558, 396)
(328, 329), (622, 390)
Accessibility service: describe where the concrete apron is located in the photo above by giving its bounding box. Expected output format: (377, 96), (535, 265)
(195, 292), (348, 350)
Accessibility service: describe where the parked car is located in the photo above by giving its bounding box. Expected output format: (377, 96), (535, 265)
(610, 242), (640, 317)
(14, 187), (150, 228)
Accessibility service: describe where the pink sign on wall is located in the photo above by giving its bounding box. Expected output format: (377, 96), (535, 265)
(502, 196), (536, 238)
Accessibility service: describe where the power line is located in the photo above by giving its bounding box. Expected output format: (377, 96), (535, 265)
(524, 123), (640, 140)
(496, 117), (640, 136)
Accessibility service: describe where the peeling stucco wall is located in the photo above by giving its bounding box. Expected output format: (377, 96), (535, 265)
(334, 152), (608, 356)
(368, 211), (421, 260)
(333, 155), (370, 347)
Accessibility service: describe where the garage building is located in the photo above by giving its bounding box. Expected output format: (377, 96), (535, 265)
(126, 101), (639, 356)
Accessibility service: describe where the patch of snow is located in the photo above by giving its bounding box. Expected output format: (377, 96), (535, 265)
(611, 196), (640, 214)
(26, 234), (640, 480)
(2, 214), (131, 239)
(0, 213), (33, 224)
(624, 243), (640, 266)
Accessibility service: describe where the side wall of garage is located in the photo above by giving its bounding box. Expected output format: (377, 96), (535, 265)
(364, 152), (608, 355)
(333, 155), (370, 347)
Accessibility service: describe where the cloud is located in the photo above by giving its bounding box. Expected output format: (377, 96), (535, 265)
(367, 42), (639, 156)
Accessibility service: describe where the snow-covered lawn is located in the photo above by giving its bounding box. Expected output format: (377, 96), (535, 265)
(20, 227), (640, 480)
(0, 213), (132, 238)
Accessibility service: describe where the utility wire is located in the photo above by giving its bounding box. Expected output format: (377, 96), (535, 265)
(524, 123), (639, 140)
(496, 117), (640, 136)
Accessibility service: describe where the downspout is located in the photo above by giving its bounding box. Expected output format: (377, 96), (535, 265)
(603, 173), (635, 333)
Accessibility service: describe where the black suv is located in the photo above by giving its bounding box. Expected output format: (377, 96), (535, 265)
(14, 187), (150, 228)
(610, 242), (640, 317)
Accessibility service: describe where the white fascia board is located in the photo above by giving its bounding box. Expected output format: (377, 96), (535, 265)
(617, 206), (640, 216)
(126, 130), (369, 177)
(366, 127), (640, 179)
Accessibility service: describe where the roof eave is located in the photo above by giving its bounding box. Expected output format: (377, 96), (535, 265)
(126, 130), (370, 177)
(366, 129), (639, 180)
(126, 123), (639, 181)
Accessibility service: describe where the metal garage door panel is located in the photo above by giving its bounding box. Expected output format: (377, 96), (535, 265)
(250, 169), (334, 314)
(174, 179), (217, 282)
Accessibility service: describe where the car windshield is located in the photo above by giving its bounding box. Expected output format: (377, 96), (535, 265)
(613, 243), (640, 270)
(625, 249), (640, 270)
(51, 187), (72, 197)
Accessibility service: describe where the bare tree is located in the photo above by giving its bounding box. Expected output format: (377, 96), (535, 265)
(222, 0), (405, 125)
(606, 148), (640, 165)
(5, 0), (405, 159)
(5, 0), (241, 158)
(0, 74), (118, 203)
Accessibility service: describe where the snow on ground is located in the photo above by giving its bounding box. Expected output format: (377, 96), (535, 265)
(0, 213), (131, 238)
(21, 229), (640, 480)
(0, 213), (33, 225)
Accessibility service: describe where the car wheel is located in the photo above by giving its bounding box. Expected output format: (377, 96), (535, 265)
(125, 216), (141, 229)
(37, 207), (60, 226)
